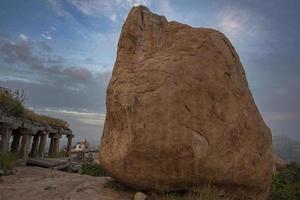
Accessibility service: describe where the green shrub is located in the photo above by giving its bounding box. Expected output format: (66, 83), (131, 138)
(268, 163), (300, 200)
(0, 87), (25, 118)
(81, 163), (108, 177)
(0, 153), (17, 174)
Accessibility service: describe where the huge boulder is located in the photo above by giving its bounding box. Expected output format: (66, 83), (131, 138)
(100, 6), (274, 200)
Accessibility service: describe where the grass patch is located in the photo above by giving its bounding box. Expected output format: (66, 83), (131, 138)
(24, 109), (69, 129)
(159, 186), (229, 200)
(268, 163), (300, 200)
(81, 163), (108, 177)
(0, 153), (17, 174)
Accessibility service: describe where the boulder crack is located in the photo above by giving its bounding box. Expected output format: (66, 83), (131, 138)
(181, 122), (210, 146)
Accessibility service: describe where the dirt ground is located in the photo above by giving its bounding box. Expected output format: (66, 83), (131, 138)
(0, 166), (135, 200)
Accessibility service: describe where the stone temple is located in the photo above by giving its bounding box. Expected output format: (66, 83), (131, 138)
(0, 116), (73, 159)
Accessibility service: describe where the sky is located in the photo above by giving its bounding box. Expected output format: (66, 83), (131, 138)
(0, 0), (299, 144)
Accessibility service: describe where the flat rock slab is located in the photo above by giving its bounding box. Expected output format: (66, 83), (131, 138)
(26, 158), (69, 168)
(0, 167), (134, 200)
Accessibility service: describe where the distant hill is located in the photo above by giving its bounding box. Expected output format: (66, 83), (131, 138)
(273, 134), (300, 164)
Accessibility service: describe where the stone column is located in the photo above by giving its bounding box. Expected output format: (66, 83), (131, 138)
(66, 135), (73, 157)
(19, 129), (33, 160)
(38, 131), (47, 157)
(30, 134), (39, 157)
(52, 134), (61, 156)
(48, 133), (54, 156)
(11, 130), (21, 153)
(48, 132), (62, 157)
(0, 128), (12, 153)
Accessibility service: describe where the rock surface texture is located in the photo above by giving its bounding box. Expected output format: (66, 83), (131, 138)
(0, 167), (134, 200)
(100, 6), (274, 200)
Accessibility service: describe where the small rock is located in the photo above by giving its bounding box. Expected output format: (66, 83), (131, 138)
(134, 192), (147, 200)
(69, 164), (81, 173)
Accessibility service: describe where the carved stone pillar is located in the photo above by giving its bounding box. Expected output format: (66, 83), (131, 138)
(48, 133), (61, 156)
(48, 133), (54, 156)
(38, 131), (47, 157)
(66, 135), (74, 157)
(30, 134), (40, 157)
(19, 129), (33, 160)
(0, 128), (12, 153)
(10, 130), (21, 153)
(53, 134), (61, 156)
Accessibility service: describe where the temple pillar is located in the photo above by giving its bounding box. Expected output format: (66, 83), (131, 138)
(38, 131), (47, 157)
(19, 129), (32, 160)
(0, 128), (12, 153)
(30, 134), (39, 157)
(48, 133), (61, 156)
(66, 135), (73, 157)
(53, 134), (60, 156)
(48, 133), (54, 156)
(10, 130), (21, 153)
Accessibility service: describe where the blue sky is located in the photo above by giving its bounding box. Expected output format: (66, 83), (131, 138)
(0, 0), (299, 143)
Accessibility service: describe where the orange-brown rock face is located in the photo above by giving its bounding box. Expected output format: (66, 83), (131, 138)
(100, 6), (274, 200)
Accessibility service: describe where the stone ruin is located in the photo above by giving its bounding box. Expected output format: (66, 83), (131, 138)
(0, 116), (73, 160)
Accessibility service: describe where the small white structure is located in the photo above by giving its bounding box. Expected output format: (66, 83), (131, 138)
(73, 139), (90, 152)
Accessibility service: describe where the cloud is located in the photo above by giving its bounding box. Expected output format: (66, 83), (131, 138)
(42, 33), (52, 40)
(0, 35), (109, 84)
(33, 108), (106, 143)
(84, 57), (94, 63)
(63, 67), (92, 81)
(49, 0), (151, 22)
(217, 6), (267, 41)
(38, 41), (52, 52)
(42, 108), (105, 126)
(0, 37), (43, 69)
(53, 109), (107, 126)
(267, 112), (300, 122)
(109, 13), (117, 22)
(254, 77), (300, 138)
(0, 34), (111, 116)
(19, 33), (28, 42)
(48, 0), (69, 17)
(155, 0), (177, 21)
(0, 70), (109, 112)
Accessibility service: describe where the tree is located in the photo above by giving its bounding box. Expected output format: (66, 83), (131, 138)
(0, 86), (26, 119)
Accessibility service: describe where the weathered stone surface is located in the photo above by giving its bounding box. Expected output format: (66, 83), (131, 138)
(0, 167), (134, 200)
(100, 6), (274, 200)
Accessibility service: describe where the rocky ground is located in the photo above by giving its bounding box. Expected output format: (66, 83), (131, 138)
(0, 166), (135, 200)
